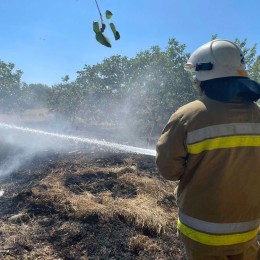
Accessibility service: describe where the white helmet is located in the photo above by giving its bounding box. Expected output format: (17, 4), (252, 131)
(184, 39), (249, 81)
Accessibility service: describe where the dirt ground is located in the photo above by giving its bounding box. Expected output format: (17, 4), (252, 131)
(0, 144), (186, 260)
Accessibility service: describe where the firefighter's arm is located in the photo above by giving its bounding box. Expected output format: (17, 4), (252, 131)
(156, 114), (187, 181)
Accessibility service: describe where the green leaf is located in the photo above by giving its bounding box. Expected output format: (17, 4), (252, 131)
(93, 21), (100, 33)
(109, 23), (116, 33)
(105, 10), (113, 19)
(95, 32), (112, 48)
(109, 23), (120, 40)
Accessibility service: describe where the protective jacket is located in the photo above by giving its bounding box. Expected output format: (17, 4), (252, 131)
(156, 96), (260, 254)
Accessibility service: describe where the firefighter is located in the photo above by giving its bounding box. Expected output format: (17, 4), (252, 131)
(156, 39), (260, 259)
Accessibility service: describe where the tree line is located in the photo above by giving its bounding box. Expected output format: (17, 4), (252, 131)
(0, 38), (259, 140)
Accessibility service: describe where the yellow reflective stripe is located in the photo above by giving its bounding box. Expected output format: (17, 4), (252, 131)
(178, 219), (259, 246)
(188, 135), (260, 154)
(179, 211), (260, 234)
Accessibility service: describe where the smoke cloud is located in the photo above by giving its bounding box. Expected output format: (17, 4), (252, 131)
(0, 69), (160, 182)
(0, 119), (156, 181)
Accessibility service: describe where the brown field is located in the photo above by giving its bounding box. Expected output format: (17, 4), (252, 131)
(0, 148), (186, 260)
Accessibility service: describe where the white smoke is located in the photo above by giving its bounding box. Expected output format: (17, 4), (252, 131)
(0, 121), (72, 180)
(0, 122), (156, 180)
(0, 149), (33, 178)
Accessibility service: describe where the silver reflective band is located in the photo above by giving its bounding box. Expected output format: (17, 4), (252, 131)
(187, 123), (260, 144)
(179, 211), (260, 234)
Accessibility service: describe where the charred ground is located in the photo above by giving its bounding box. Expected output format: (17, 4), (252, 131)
(0, 144), (185, 260)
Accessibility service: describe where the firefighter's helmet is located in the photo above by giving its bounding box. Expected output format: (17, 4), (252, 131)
(184, 39), (249, 81)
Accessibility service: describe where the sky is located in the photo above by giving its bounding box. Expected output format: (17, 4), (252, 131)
(0, 0), (259, 86)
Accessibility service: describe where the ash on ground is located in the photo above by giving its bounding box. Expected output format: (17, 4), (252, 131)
(0, 142), (186, 260)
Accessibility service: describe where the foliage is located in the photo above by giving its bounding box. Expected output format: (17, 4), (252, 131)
(234, 38), (257, 77)
(93, 0), (120, 47)
(0, 60), (53, 113)
(74, 55), (131, 124)
(124, 39), (196, 137)
(48, 79), (84, 124)
(21, 83), (51, 109)
(49, 39), (196, 138)
(251, 56), (260, 83)
(0, 60), (23, 113)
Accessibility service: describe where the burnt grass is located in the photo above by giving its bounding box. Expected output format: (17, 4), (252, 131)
(0, 143), (186, 260)
(1, 147), (260, 260)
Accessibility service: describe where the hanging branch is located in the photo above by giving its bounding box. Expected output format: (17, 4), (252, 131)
(94, 0), (104, 24)
(92, 0), (120, 48)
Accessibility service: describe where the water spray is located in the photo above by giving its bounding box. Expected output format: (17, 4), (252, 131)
(0, 123), (156, 157)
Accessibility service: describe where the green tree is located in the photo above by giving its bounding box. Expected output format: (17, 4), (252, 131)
(0, 60), (23, 113)
(75, 55), (131, 124)
(251, 56), (260, 83)
(48, 79), (85, 125)
(124, 39), (196, 138)
(234, 38), (258, 76)
(55, 39), (196, 138)
(21, 83), (51, 109)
